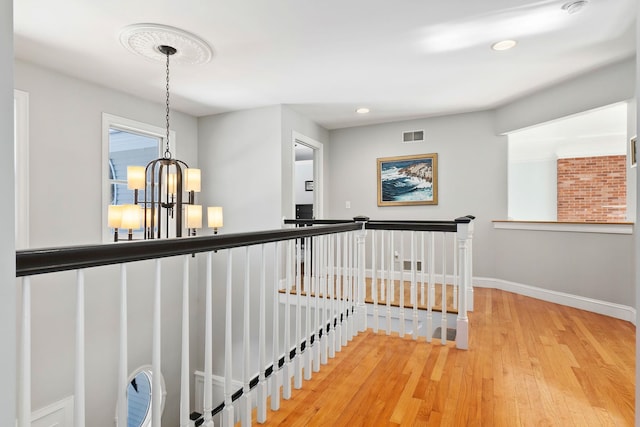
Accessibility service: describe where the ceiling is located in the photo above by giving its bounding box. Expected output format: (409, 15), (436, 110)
(13, 0), (636, 130)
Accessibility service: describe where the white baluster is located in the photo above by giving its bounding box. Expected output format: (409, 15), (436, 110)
(420, 232), (425, 307)
(271, 242), (281, 411)
(411, 231), (418, 341)
(18, 277), (31, 427)
(180, 256), (191, 427)
(202, 253), (214, 427)
(328, 234), (336, 359)
(304, 236), (313, 379)
(453, 233), (458, 311)
(427, 232), (434, 343)
(356, 221), (367, 333)
(257, 245), (268, 423)
(117, 266), (127, 427)
(223, 251), (234, 427)
(241, 247), (252, 426)
(385, 231), (391, 336)
(341, 233), (349, 348)
(321, 236), (328, 365)
(283, 240), (292, 399)
(75, 270), (86, 427)
(152, 260), (162, 427)
(390, 230), (395, 303)
(371, 229), (378, 333)
(468, 219), (475, 312)
(313, 236), (321, 372)
(441, 232), (447, 345)
(294, 238), (303, 389)
(335, 234), (343, 353)
(347, 232), (354, 341)
(399, 231), (405, 338)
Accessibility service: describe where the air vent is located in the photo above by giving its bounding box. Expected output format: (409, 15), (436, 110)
(402, 130), (424, 143)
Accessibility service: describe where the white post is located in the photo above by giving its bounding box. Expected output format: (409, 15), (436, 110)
(180, 256), (191, 427)
(202, 253), (214, 427)
(117, 266), (128, 427)
(456, 218), (471, 350)
(257, 245), (268, 423)
(241, 247), (252, 426)
(75, 270), (86, 427)
(223, 251), (234, 427)
(152, 260), (162, 427)
(18, 277), (31, 427)
(270, 242), (281, 411)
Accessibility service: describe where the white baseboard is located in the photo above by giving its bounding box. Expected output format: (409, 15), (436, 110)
(474, 277), (636, 325)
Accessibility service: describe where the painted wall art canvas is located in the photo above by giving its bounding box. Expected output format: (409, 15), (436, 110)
(377, 153), (438, 206)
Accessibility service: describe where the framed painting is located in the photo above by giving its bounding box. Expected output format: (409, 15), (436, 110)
(377, 153), (438, 206)
(630, 136), (637, 167)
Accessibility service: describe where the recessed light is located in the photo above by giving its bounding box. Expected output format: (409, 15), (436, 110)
(356, 107), (370, 114)
(491, 40), (517, 51)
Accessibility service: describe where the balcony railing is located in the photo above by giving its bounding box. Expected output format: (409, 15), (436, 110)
(15, 215), (473, 426)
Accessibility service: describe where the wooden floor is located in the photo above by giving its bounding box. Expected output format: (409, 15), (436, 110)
(251, 287), (635, 426)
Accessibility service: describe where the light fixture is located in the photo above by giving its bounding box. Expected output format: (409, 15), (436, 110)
(356, 107), (370, 114)
(108, 28), (221, 242)
(562, 1), (588, 14)
(207, 206), (224, 234)
(491, 40), (517, 51)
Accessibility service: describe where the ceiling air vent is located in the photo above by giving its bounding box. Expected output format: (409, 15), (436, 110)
(402, 130), (424, 143)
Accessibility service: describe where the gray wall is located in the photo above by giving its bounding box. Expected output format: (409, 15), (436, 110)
(328, 110), (507, 279)
(1, 0), (15, 424)
(327, 58), (636, 306)
(15, 60), (200, 426)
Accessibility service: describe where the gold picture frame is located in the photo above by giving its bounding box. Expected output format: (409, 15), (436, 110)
(377, 153), (438, 206)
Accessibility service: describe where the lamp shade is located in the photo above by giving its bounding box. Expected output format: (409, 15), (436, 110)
(186, 204), (203, 229)
(120, 204), (141, 230)
(108, 205), (123, 228)
(184, 168), (201, 192)
(127, 166), (146, 190)
(167, 173), (178, 195)
(208, 206), (223, 229)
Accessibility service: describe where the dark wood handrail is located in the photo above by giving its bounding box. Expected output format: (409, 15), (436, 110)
(16, 223), (361, 277)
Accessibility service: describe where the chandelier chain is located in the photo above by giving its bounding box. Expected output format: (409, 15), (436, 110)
(164, 51), (171, 159)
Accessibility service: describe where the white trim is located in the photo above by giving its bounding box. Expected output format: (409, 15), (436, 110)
(474, 277), (636, 324)
(14, 90), (29, 249)
(292, 131), (324, 219)
(30, 395), (74, 427)
(493, 220), (633, 234)
(101, 113), (176, 243)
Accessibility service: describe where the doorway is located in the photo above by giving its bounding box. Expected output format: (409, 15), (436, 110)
(292, 131), (323, 220)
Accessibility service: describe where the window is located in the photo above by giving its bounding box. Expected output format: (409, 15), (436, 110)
(508, 103), (631, 223)
(102, 114), (175, 242)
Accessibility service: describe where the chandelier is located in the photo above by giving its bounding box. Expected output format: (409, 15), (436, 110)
(107, 27), (221, 241)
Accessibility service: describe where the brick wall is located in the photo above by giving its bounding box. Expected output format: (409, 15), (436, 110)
(557, 155), (626, 222)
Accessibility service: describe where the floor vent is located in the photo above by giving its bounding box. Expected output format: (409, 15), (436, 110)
(403, 260), (422, 271)
(402, 130), (424, 143)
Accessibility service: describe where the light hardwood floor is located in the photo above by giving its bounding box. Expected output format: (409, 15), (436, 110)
(250, 287), (635, 426)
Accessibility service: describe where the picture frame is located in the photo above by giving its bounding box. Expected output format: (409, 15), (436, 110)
(630, 136), (637, 168)
(377, 153), (438, 206)
(305, 180), (314, 191)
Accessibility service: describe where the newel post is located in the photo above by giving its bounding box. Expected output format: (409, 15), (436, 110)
(354, 216), (369, 332)
(455, 216), (472, 350)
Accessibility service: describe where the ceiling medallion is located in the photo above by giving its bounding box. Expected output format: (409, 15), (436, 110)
(119, 23), (213, 65)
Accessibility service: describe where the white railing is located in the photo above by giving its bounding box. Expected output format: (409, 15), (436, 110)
(15, 216), (473, 426)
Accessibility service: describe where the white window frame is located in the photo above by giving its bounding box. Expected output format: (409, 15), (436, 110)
(101, 113), (176, 243)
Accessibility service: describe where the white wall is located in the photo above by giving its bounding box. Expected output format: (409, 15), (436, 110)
(14, 60), (200, 426)
(1, 0), (16, 425)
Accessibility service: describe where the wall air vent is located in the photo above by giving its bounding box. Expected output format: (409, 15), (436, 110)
(402, 130), (425, 143)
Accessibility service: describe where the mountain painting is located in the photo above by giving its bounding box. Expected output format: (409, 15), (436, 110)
(377, 153), (438, 206)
